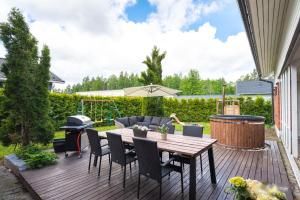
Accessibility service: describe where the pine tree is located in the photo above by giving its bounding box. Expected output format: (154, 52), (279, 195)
(139, 46), (166, 85)
(0, 8), (53, 145)
(32, 45), (54, 144)
(139, 46), (166, 116)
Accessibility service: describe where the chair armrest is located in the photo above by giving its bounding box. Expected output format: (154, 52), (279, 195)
(161, 157), (175, 167)
(165, 120), (173, 125)
(115, 120), (126, 128)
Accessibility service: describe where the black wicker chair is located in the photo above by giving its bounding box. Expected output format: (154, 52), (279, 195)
(86, 128), (111, 177)
(166, 124), (175, 134)
(106, 132), (137, 188)
(172, 125), (204, 172)
(133, 137), (183, 199)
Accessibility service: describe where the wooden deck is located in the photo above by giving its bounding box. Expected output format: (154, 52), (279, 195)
(20, 140), (293, 200)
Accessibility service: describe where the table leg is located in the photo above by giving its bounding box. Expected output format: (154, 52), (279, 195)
(189, 156), (196, 200)
(208, 147), (217, 184)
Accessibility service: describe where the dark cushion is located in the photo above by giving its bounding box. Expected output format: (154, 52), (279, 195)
(160, 117), (172, 126)
(151, 117), (161, 125)
(128, 116), (138, 126)
(143, 116), (152, 124)
(136, 116), (144, 122)
(116, 117), (129, 127)
(149, 125), (160, 131)
(137, 121), (149, 127)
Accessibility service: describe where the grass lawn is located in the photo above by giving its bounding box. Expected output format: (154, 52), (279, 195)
(0, 144), (17, 162)
(173, 122), (211, 134)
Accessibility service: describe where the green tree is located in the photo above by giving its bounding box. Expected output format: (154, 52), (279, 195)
(238, 69), (258, 81)
(0, 8), (53, 145)
(139, 46), (166, 85)
(139, 46), (166, 116)
(163, 73), (182, 89)
(180, 70), (200, 95)
(32, 45), (54, 144)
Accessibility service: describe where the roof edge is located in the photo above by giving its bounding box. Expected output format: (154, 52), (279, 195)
(237, 0), (262, 78)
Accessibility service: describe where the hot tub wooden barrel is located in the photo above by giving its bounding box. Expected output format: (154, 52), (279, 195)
(210, 115), (265, 149)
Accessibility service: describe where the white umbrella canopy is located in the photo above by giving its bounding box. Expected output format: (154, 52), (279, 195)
(124, 84), (181, 97)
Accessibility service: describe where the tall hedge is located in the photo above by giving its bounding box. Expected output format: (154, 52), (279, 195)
(142, 97), (164, 117)
(48, 93), (143, 129)
(0, 93), (273, 131)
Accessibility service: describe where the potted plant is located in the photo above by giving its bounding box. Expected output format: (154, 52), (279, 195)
(225, 176), (286, 200)
(133, 125), (148, 138)
(158, 124), (169, 140)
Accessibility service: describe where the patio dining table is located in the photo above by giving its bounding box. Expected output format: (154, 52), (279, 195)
(98, 128), (217, 200)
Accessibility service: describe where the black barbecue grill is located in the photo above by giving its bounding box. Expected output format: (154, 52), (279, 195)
(60, 115), (93, 158)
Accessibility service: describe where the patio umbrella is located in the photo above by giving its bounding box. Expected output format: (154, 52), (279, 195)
(124, 84), (181, 97)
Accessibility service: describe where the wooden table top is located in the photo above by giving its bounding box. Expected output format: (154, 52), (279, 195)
(98, 128), (217, 158)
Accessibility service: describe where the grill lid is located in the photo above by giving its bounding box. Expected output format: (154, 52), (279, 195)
(67, 115), (93, 126)
(60, 115), (93, 131)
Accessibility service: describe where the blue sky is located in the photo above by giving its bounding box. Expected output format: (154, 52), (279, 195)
(126, 0), (244, 41)
(0, 0), (254, 85)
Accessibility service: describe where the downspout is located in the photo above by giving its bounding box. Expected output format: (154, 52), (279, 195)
(259, 77), (274, 125)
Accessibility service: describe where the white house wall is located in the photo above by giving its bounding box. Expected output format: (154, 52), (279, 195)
(275, 0), (300, 78)
(280, 67), (292, 154)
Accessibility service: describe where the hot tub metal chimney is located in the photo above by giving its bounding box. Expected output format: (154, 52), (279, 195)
(222, 84), (226, 115)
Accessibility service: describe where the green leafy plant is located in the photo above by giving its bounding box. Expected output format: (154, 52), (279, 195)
(226, 176), (251, 200)
(16, 144), (57, 169)
(225, 176), (286, 200)
(158, 124), (168, 135)
(23, 151), (57, 169)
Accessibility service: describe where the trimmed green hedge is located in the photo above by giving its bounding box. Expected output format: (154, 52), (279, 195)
(47, 93), (272, 129)
(0, 92), (273, 131)
(49, 93), (143, 129)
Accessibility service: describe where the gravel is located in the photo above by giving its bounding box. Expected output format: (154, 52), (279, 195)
(0, 166), (32, 200)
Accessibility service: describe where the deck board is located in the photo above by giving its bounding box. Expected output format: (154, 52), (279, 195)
(20, 140), (293, 200)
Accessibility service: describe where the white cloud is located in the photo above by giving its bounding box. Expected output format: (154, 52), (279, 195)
(0, 0), (254, 88)
(148, 0), (226, 31)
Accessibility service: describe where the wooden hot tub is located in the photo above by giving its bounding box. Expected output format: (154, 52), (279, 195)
(210, 115), (265, 149)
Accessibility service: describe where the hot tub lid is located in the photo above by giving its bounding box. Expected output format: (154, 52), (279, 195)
(210, 115), (265, 121)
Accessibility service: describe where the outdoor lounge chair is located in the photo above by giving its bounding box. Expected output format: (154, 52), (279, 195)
(133, 137), (183, 199)
(86, 128), (111, 177)
(106, 132), (137, 188)
(115, 116), (172, 131)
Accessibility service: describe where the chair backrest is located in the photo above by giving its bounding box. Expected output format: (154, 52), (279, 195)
(183, 125), (203, 138)
(166, 124), (175, 134)
(106, 132), (126, 165)
(133, 137), (161, 182)
(86, 128), (102, 155)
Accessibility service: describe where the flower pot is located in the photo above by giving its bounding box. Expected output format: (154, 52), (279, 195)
(133, 129), (148, 138)
(161, 134), (167, 140)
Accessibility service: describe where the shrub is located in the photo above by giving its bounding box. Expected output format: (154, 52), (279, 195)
(23, 152), (57, 169)
(16, 144), (57, 169)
